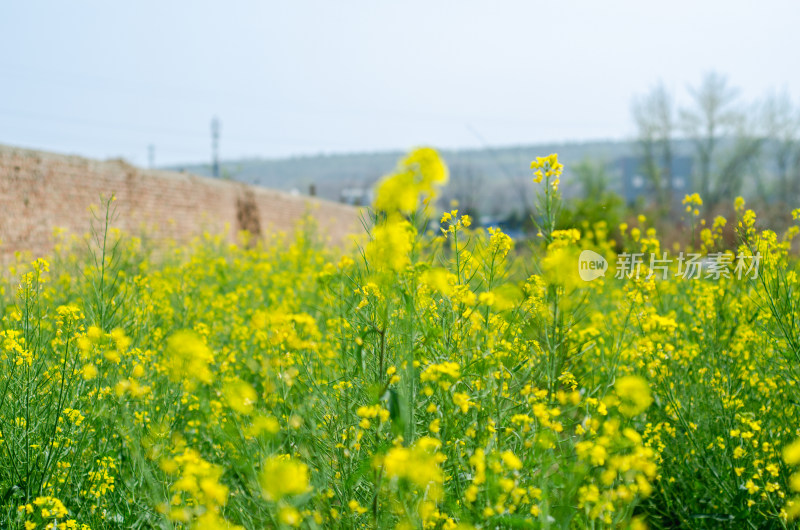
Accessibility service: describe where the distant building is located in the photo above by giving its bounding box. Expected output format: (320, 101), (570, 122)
(479, 216), (527, 241)
(340, 187), (373, 206)
(616, 156), (693, 205)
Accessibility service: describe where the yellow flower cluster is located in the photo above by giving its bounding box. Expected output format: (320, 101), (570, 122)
(365, 218), (414, 273)
(160, 448), (238, 528)
(164, 330), (215, 389)
(259, 455), (312, 501)
(614, 376), (653, 418)
(379, 437), (446, 490)
(683, 192), (703, 215)
(5, 149), (800, 528)
(420, 361), (461, 390)
(374, 147), (448, 215)
(530, 153), (564, 184)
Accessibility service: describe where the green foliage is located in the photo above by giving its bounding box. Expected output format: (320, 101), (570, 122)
(2, 153), (800, 529)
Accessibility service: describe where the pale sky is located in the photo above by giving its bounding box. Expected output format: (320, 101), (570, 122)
(1, 1), (798, 166)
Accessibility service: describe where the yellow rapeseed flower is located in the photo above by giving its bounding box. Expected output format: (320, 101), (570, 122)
(260, 456), (311, 501)
(164, 331), (215, 388)
(373, 147), (448, 215)
(223, 379), (257, 415)
(501, 450), (523, 470)
(380, 437), (445, 489)
(784, 439), (800, 466)
(615, 376), (653, 417)
(81, 363), (98, 380)
(365, 218), (414, 273)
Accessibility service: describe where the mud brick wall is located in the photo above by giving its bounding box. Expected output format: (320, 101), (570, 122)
(0, 144), (362, 264)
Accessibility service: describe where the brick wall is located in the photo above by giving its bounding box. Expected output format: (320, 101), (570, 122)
(0, 144), (362, 264)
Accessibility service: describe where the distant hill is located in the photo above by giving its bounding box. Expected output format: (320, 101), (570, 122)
(170, 140), (649, 213)
(171, 138), (789, 218)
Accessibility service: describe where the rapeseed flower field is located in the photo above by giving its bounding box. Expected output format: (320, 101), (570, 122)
(2, 148), (800, 529)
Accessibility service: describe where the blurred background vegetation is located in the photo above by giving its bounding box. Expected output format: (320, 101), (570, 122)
(177, 72), (800, 245)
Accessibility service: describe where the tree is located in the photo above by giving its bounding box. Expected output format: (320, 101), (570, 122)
(572, 158), (610, 199)
(558, 158), (623, 243)
(438, 161), (487, 221)
(632, 81), (675, 210)
(714, 114), (763, 202)
(679, 72), (759, 205)
(761, 90), (800, 202)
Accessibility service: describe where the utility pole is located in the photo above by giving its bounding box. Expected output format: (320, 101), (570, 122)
(148, 144), (155, 169)
(211, 116), (220, 178)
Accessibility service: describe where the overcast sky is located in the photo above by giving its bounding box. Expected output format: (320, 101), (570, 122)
(1, 1), (799, 167)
